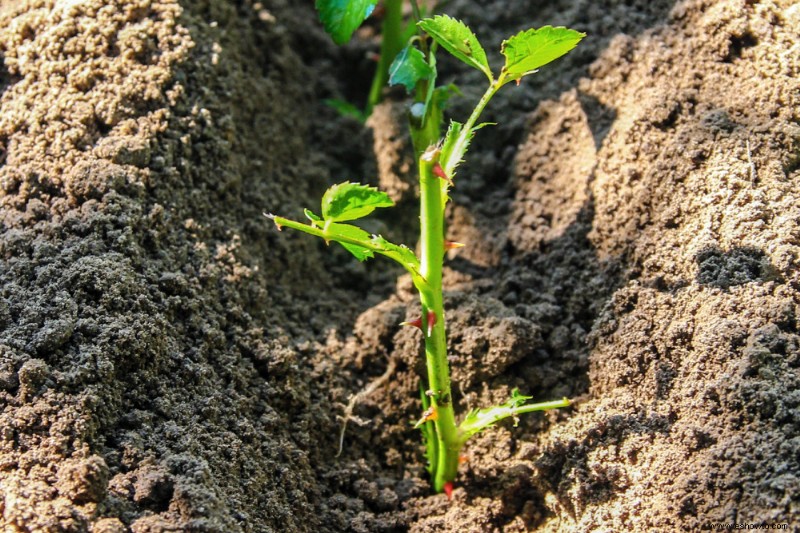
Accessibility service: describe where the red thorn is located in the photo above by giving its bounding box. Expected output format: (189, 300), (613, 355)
(443, 481), (454, 500)
(515, 78), (521, 87)
(432, 163), (452, 184)
(401, 317), (423, 330)
(426, 310), (436, 337)
(445, 240), (465, 250)
(458, 455), (468, 465)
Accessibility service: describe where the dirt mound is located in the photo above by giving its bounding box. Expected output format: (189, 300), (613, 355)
(0, 0), (797, 531)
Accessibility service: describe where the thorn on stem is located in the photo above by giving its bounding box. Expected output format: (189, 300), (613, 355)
(401, 317), (423, 330)
(426, 310), (436, 337)
(433, 163), (453, 185)
(264, 213), (283, 231)
(445, 240), (465, 250)
(414, 405), (438, 428)
(443, 482), (454, 500)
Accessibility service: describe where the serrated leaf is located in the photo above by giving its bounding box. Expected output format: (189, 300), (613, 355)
(267, 212), (421, 280)
(418, 15), (492, 81)
(321, 182), (394, 222)
(508, 388), (533, 408)
(440, 120), (471, 178)
(389, 46), (432, 93)
(457, 389), (569, 443)
(315, 0), (378, 45)
(501, 26), (584, 83)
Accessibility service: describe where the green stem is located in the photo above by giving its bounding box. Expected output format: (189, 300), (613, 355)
(367, 0), (404, 113)
(267, 214), (424, 284)
(409, 0), (422, 23)
(418, 148), (460, 492)
(458, 398), (571, 444)
(442, 78), (502, 177)
(410, 44), (441, 157)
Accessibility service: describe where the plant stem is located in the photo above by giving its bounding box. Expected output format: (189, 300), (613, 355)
(457, 397), (571, 444)
(367, 0), (404, 113)
(443, 78), (502, 177)
(409, 0), (423, 23)
(418, 147), (460, 492)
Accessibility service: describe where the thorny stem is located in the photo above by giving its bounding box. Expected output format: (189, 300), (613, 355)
(413, 71), (572, 492)
(418, 148), (459, 492)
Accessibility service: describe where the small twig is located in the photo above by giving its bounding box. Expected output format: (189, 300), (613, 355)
(746, 139), (758, 183)
(336, 356), (398, 457)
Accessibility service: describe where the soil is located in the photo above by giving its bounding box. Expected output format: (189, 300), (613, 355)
(0, 0), (798, 532)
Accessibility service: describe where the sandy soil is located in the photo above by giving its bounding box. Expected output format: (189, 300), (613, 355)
(0, 0), (797, 531)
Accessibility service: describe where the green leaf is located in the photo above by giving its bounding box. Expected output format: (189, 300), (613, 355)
(304, 209), (323, 224)
(389, 46), (433, 93)
(440, 119), (473, 180)
(508, 388), (533, 409)
(324, 98), (367, 122)
(327, 222), (374, 261)
(501, 26), (585, 84)
(267, 213), (421, 277)
(432, 83), (460, 111)
(371, 235), (419, 275)
(321, 182), (394, 222)
(315, 0), (378, 45)
(458, 390), (570, 443)
(418, 15), (492, 81)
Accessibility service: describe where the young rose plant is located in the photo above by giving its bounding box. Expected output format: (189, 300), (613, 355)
(270, 6), (583, 495)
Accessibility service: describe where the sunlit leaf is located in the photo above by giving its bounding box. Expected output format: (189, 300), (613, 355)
(315, 0), (379, 45)
(389, 46), (433, 92)
(321, 182), (394, 222)
(501, 26), (584, 84)
(418, 15), (492, 81)
(327, 222), (374, 261)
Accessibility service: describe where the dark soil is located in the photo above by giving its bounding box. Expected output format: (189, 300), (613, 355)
(1, 0), (798, 531)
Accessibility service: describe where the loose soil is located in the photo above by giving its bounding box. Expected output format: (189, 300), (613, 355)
(0, 0), (798, 531)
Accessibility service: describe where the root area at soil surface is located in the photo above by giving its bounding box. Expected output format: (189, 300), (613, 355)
(0, 0), (798, 531)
